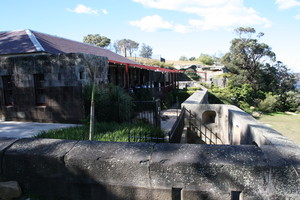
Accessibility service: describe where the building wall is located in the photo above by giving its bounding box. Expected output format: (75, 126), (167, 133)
(0, 53), (108, 123)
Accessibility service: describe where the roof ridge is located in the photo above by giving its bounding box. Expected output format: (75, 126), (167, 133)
(29, 30), (139, 64)
(31, 29), (107, 50)
(25, 29), (45, 52)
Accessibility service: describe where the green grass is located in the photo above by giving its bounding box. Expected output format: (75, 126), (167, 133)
(257, 112), (300, 145)
(35, 121), (165, 143)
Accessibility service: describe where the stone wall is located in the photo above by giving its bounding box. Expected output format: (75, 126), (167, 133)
(0, 137), (299, 199)
(181, 89), (297, 147)
(0, 53), (108, 123)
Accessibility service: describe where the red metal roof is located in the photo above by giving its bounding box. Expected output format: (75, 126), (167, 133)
(0, 29), (180, 73)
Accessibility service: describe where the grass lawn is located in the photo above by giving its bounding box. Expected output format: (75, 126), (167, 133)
(257, 112), (300, 145)
(35, 121), (165, 143)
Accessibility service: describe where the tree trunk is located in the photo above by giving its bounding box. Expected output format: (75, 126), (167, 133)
(89, 83), (95, 141)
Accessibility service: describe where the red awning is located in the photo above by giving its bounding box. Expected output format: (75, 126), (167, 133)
(109, 60), (181, 73)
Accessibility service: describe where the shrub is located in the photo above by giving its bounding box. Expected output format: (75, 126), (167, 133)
(187, 87), (201, 91)
(238, 101), (251, 113)
(132, 88), (153, 101)
(84, 84), (134, 123)
(185, 71), (200, 81)
(258, 93), (279, 113)
(278, 91), (300, 112)
(208, 92), (224, 104)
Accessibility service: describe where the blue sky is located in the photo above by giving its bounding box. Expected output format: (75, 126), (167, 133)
(1, 0), (300, 72)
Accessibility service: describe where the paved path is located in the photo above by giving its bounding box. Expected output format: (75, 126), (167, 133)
(161, 109), (181, 133)
(0, 121), (78, 138)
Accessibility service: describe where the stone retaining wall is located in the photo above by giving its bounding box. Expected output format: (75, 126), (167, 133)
(0, 137), (299, 199)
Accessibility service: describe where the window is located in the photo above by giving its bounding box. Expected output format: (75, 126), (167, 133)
(34, 74), (45, 106)
(79, 71), (84, 80)
(231, 191), (243, 200)
(2, 75), (14, 106)
(58, 73), (61, 81)
(172, 188), (182, 200)
(202, 111), (216, 124)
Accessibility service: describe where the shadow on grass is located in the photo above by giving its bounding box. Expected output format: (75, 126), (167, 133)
(262, 112), (294, 117)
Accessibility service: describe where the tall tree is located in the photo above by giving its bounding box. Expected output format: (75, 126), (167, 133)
(117, 39), (128, 56)
(225, 27), (276, 89)
(113, 41), (119, 54)
(219, 27), (298, 111)
(179, 56), (188, 61)
(139, 43), (153, 58)
(83, 34), (111, 48)
(127, 39), (139, 57)
(116, 39), (139, 57)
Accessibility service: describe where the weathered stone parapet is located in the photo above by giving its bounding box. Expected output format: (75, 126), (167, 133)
(181, 86), (208, 108)
(0, 138), (299, 199)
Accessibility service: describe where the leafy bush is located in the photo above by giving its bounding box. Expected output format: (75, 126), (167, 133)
(175, 89), (197, 104)
(84, 84), (134, 123)
(185, 71), (200, 81)
(277, 91), (300, 112)
(187, 87), (201, 91)
(258, 93), (279, 113)
(208, 91), (224, 104)
(210, 86), (234, 105)
(132, 88), (153, 101)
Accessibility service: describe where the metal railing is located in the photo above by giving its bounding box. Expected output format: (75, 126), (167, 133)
(132, 99), (161, 128)
(185, 108), (223, 145)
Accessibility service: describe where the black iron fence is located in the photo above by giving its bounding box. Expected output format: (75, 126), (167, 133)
(132, 99), (161, 128)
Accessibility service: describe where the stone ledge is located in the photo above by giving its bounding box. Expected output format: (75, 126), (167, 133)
(0, 138), (299, 199)
(64, 141), (155, 188)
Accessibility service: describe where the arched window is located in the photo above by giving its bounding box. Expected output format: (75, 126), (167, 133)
(202, 111), (216, 124)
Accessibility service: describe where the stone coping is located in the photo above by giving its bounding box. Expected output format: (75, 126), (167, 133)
(0, 138), (299, 199)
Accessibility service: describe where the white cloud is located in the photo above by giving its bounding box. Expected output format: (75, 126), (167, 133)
(132, 0), (271, 31)
(67, 4), (99, 15)
(130, 15), (175, 32)
(101, 9), (108, 15)
(275, 0), (300, 10)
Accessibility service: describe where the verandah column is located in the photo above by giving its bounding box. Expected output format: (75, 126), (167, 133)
(125, 64), (129, 90)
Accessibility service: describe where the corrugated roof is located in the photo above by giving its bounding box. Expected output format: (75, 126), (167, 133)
(0, 29), (180, 73)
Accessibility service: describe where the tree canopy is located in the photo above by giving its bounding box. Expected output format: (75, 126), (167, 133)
(83, 34), (111, 48)
(139, 43), (153, 58)
(216, 27), (298, 112)
(198, 54), (214, 65)
(179, 56), (188, 61)
(116, 39), (139, 57)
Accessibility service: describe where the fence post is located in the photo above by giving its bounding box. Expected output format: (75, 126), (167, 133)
(155, 99), (161, 129)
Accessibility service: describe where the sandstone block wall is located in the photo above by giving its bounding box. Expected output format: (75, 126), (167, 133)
(0, 53), (108, 123)
(0, 138), (299, 199)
